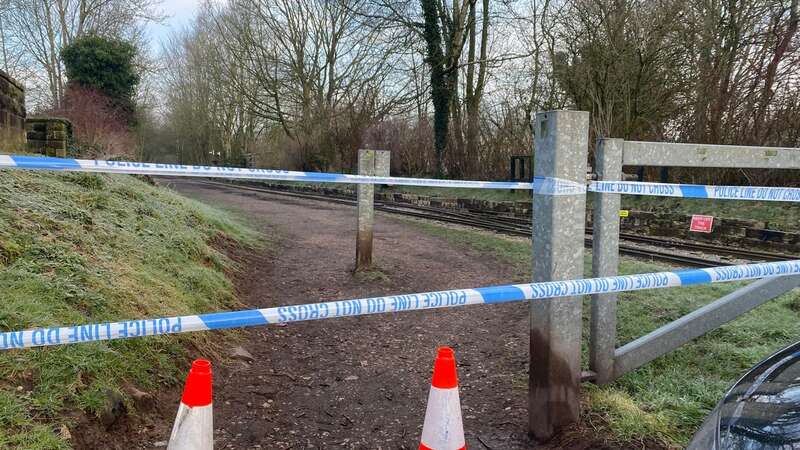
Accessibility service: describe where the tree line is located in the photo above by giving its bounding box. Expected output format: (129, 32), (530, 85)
(2, 0), (799, 184)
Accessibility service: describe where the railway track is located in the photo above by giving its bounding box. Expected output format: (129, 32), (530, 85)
(179, 179), (798, 268)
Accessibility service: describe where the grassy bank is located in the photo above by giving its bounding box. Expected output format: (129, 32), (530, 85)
(0, 169), (256, 448)
(402, 218), (800, 448)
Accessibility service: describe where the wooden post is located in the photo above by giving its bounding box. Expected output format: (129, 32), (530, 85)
(356, 149), (390, 270)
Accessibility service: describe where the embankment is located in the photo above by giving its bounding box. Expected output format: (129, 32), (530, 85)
(0, 168), (255, 448)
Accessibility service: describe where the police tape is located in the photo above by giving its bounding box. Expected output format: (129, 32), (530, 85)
(588, 181), (800, 202)
(0, 154), (588, 195)
(3, 154), (798, 200)
(0, 154), (536, 190)
(2, 260), (799, 350)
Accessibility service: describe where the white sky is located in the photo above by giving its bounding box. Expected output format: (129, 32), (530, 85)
(146, 0), (204, 52)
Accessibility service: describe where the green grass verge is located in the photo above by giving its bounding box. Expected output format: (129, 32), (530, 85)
(621, 196), (800, 230)
(0, 170), (257, 448)
(401, 218), (800, 448)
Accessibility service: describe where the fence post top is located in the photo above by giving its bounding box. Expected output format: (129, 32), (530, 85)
(597, 137), (625, 144)
(534, 109), (590, 116)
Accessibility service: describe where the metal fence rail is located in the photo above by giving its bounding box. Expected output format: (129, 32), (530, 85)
(590, 137), (800, 384)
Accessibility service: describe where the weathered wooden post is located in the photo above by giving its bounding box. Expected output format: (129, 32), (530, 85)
(529, 110), (589, 440)
(356, 149), (390, 271)
(590, 138), (623, 384)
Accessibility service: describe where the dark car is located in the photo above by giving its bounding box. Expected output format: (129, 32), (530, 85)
(688, 341), (800, 449)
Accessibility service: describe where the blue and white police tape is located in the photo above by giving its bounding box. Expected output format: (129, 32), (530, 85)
(2, 259), (799, 350)
(0, 154), (533, 190)
(3, 154), (798, 200)
(533, 176), (586, 196)
(589, 180), (800, 202)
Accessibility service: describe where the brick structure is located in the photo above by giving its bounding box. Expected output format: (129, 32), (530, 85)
(26, 117), (72, 157)
(0, 69), (26, 151)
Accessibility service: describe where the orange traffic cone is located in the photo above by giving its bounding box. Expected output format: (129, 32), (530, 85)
(168, 359), (213, 450)
(419, 347), (466, 450)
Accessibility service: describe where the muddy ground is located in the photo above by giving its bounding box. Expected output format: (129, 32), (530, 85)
(83, 178), (625, 450)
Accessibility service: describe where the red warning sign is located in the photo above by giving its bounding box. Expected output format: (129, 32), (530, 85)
(690, 215), (714, 233)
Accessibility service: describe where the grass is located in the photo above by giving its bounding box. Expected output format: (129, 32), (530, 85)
(400, 218), (800, 448)
(0, 169), (257, 448)
(622, 196), (800, 230)
(353, 267), (391, 283)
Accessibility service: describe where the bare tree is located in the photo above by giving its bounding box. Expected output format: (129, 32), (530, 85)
(151, 0), (800, 186)
(3, 0), (161, 108)
(210, 0), (413, 169)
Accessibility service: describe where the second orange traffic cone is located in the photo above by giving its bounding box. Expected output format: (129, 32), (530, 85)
(419, 347), (465, 450)
(168, 359), (214, 450)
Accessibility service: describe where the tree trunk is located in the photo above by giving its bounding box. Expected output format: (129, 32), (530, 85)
(753, 0), (798, 143)
(420, 0), (450, 176)
(464, 0), (488, 179)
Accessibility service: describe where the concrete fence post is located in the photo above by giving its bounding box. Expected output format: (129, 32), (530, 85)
(589, 138), (623, 384)
(529, 110), (589, 441)
(356, 149), (390, 271)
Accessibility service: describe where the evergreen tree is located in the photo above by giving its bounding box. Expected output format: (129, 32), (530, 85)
(61, 35), (140, 120)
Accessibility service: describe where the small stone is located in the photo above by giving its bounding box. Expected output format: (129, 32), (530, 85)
(230, 346), (255, 363)
(124, 385), (154, 411)
(100, 389), (126, 428)
(153, 441), (168, 447)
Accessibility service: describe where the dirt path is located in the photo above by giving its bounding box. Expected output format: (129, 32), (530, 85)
(64, 177), (663, 450)
(163, 178), (537, 449)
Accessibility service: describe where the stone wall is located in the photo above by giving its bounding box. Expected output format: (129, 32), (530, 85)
(0, 69), (26, 151)
(26, 117), (71, 157)
(611, 210), (800, 253)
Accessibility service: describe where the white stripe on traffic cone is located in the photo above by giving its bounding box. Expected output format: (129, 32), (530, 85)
(419, 347), (466, 450)
(168, 359), (213, 450)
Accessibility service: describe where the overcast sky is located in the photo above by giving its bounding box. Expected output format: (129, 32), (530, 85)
(146, 0), (203, 52)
